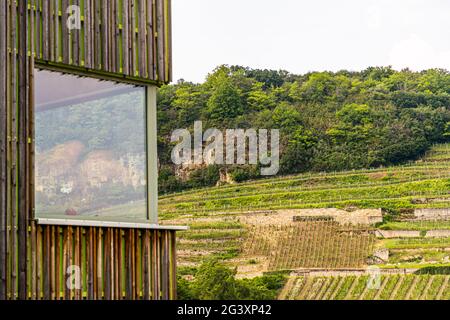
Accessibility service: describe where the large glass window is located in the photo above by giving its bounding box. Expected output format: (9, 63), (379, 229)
(34, 69), (148, 221)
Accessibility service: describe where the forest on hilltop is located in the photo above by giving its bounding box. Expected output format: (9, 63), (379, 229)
(157, 66), (450, 194)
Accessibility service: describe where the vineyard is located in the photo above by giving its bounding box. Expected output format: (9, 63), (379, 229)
(281, 275), (450, 300)
(242, 221), (375, 270)
(159, 145), (450, 216)
(162, 144), (450, 299)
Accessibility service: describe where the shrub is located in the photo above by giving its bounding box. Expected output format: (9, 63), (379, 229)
(178, 259), (287, 300)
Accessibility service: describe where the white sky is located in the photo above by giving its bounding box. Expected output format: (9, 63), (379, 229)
(172, 0), (450, 83)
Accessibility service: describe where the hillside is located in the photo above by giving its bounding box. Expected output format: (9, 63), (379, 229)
(157, 66), (450, 194)
(161, 144), (450, 300)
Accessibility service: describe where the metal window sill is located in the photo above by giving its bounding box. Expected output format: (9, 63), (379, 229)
(35, 218), (189, 231)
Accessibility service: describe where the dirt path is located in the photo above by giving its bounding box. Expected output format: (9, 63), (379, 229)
(435, 275), (449, 300)
(419, 277), (434, 300)
(278, 277), (296, 300)
(389, 276), (404, 300)
(405, 277), (419, 300)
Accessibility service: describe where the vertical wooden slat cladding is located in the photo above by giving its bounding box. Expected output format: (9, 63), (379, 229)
(32, 0), (172, 85)
(0, 1), (178, 301)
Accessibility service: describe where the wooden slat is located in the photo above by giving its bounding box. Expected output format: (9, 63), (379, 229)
(28, 6), (37, 299)
(50, 226), (55, 299)
(36, 226), (42, 299)
(146, 0), (154, 79)
(118, 229), (123, 300)
(84, 0), (92, 68)
(72, 0), (80, 65)
(92, 227), (98, 299)
(35, 0), (41, 59)
(125, 229), (132, 300)
(48, 0), (55, 61)
(161, 231), (169, 300)
(101, 0), (108, 71)
(138, 0), (146, 77)
(42, 0), (49, 60)
(130, 0), (136, 76)
(17, 0), (29, 300)
(67, 226), (73, 300)
(143, 230), (150, 300)
(104, 228), (111, 300)
(136, 229), (141, 299)
(54, 0), (60, 62)
(55, 227), (60, 300)
(113, 229), (118, 299)
(96, 228), (103, 299)
(131, 228), (136, 299)
(43, 227), (50, 299)
(122, 0), (130, 75)
(61, 0), (70, 64)
(110, 0), (116, 73)
(94, 0), (101, 69)
(62, 227), (68, 300)
(0, 0), (7, 300)
(74, 227), (81, 299)
(9, 0), (17, 301)
(167, 0), (172, 82)
(114, 0), (121, 73)
(30, 222), (37, 299)
(87, 227), (93, 299)
(156, 0), (165, 81)
(152, 230), (160, 300)
(170, 231), (177, 299)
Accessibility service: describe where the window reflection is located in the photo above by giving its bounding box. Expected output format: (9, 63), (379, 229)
(35, 69), (147, 220)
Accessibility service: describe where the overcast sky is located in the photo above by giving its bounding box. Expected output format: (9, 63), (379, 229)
(172, 0), (450, 83)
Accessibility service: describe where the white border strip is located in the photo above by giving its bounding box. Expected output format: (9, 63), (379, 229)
(36, 218), (188, 231)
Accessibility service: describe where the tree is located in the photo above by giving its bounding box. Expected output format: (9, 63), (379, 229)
(206, 78), (244, 125)
(190, 260), (240, 300)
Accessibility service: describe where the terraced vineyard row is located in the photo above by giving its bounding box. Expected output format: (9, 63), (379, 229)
(159, 144), (450, 216)
(160, 170), (450, 205)
(160, 180), (450, 216)
(160, 146), (450, 202)
(243, 221), (376, 270)
(282, 275), (450, 300)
